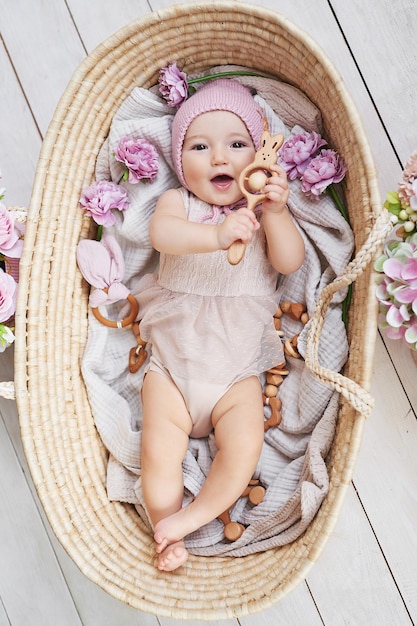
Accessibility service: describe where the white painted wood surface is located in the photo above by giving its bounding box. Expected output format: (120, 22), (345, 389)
(1, 0), (416, 624)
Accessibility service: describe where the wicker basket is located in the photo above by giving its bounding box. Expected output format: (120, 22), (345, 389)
(12, 1), (391, 619)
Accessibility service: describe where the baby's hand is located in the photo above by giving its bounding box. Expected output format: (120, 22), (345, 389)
(261, 164), (290, 214)
(217, 207), (260, 250)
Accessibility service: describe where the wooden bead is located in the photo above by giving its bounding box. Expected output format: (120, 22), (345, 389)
(288, 302), (306, 320)
(274, 307), (283, 318)
(264, 384), (278, 397)
(266, 373), (283, 386)
(224, 521), (245, 541)
(274, 317), (282, 331)
(280, 301), (291, 313)
(248, 485), (266, 505)
(301, 312), (309, 325)
(284, 338), (299, 358)
(247, 170), (268, 191)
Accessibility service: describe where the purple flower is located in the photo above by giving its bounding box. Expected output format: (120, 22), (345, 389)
(114, 137), (159, 184)
(79, 180), (129, 227)
(0, 203), (24, 258)
(158, 62), (188, 107)
(301, 149), (347, 199)
(279, 132), (327, 180)
(0, 268), (17, 324)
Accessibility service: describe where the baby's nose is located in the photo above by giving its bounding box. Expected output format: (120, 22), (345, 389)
(212, 146), (228, 165)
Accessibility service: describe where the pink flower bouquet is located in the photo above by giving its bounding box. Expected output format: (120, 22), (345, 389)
(375, 149), (417, 349)
(0, 170), (24, 350)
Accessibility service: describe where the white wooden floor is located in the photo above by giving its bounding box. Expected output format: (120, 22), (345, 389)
(1, 1), (416, 624)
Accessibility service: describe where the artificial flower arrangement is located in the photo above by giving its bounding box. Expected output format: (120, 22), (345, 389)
(0, 170), (25, 351)
(374, 150), (417, 349)
(78, 63), (349, 315)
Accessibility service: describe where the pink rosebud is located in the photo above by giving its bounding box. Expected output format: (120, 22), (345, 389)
(158, 62), (188, 107)
(301, 149), (347, 199)
(0, 268), (17, 323)
(80, 180), (129, 227)
(279, 132), (327, 180)
(0, 203), (24, 258)
(114, 137), (159, 184)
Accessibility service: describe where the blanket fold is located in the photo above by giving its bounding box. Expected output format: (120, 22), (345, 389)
(81, 67), (354, 556)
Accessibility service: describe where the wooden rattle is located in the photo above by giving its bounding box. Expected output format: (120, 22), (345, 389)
(227, 125), (284, 265)
(91, 290), (139, 329)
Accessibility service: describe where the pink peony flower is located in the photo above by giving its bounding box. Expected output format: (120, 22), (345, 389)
(114, 137), (159, 184)
(0, 268), (18, 323)
(0, 203), (24, 258)
(80, 180), (129, 227)
(158, 62), (188, 107)
(301, 149), (347, 199)
(279, 132), (327, 180)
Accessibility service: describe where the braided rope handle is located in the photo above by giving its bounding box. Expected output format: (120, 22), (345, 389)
(305, 209), (393, 417)
(0, 207), (27, 401)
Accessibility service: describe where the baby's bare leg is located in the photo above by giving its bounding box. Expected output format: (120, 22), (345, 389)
(141, 370), (192, 571)
(154, 376), (264, 549)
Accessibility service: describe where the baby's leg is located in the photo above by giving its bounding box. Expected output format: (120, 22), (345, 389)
(141, 370), (192, 571)
(154, 376), (264, 549)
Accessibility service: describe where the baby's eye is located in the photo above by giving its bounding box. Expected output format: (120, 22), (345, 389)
(231, 141), (246, 148)
(192, 143), (207, 151)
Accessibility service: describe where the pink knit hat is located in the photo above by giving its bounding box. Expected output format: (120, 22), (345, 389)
(171, 79), (264, 188)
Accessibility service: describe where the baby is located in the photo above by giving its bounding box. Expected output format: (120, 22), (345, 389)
(136, 79), (305, 571)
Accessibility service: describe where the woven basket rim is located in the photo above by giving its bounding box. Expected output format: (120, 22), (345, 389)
(14, 1), (381, 619)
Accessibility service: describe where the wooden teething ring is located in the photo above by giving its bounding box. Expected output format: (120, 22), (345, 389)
(91, 290), (139, 328)
(227, 124), (284, 265)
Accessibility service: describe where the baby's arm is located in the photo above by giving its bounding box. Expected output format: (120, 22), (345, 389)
(261, 164), (305, 274)
(150, 188), (259, 255)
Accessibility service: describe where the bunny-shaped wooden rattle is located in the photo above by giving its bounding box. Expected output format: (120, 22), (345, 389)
(227, 123), (284, 265)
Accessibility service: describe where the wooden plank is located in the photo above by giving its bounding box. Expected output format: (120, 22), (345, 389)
(306, 486), (412, 625)
(66, 0), (151, 52)
(330, 0), (417, 417)
(353, 335), (417, 621)
(0, 598), (10, 626)
(0, 0), (86, 136)
(0, 409), (82, 625)
(330, 0), (417, 164)
(160, 618), (237, 626)
(0, 39), (41, 207)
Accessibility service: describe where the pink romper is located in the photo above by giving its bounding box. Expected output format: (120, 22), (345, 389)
(136, 189), (284, 438)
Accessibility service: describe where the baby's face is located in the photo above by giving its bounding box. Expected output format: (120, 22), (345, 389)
(181, 111), (256, 206)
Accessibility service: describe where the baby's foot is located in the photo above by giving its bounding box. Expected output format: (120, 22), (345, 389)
(157, 540), (188, 572)
(154, 507), (199, 554)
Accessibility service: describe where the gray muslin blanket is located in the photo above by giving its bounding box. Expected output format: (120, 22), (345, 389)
(81, 69), (354, 556)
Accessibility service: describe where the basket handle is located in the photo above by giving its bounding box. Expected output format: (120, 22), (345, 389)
(305, 209), (392, 418)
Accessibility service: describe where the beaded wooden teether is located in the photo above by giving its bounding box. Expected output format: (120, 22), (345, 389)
(263, 302), (309, 431)
(218, 479), (266, 541)
(227, 122), (284, 265)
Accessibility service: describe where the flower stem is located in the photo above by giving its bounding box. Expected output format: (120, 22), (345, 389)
(96, 225), (103, 241)
(188, 71), (263, 85)
(342, 284), (353, 326)
(328, 184), (350, 223)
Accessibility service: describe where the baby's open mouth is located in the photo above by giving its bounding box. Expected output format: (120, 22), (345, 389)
(211, 174), (233, 189)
